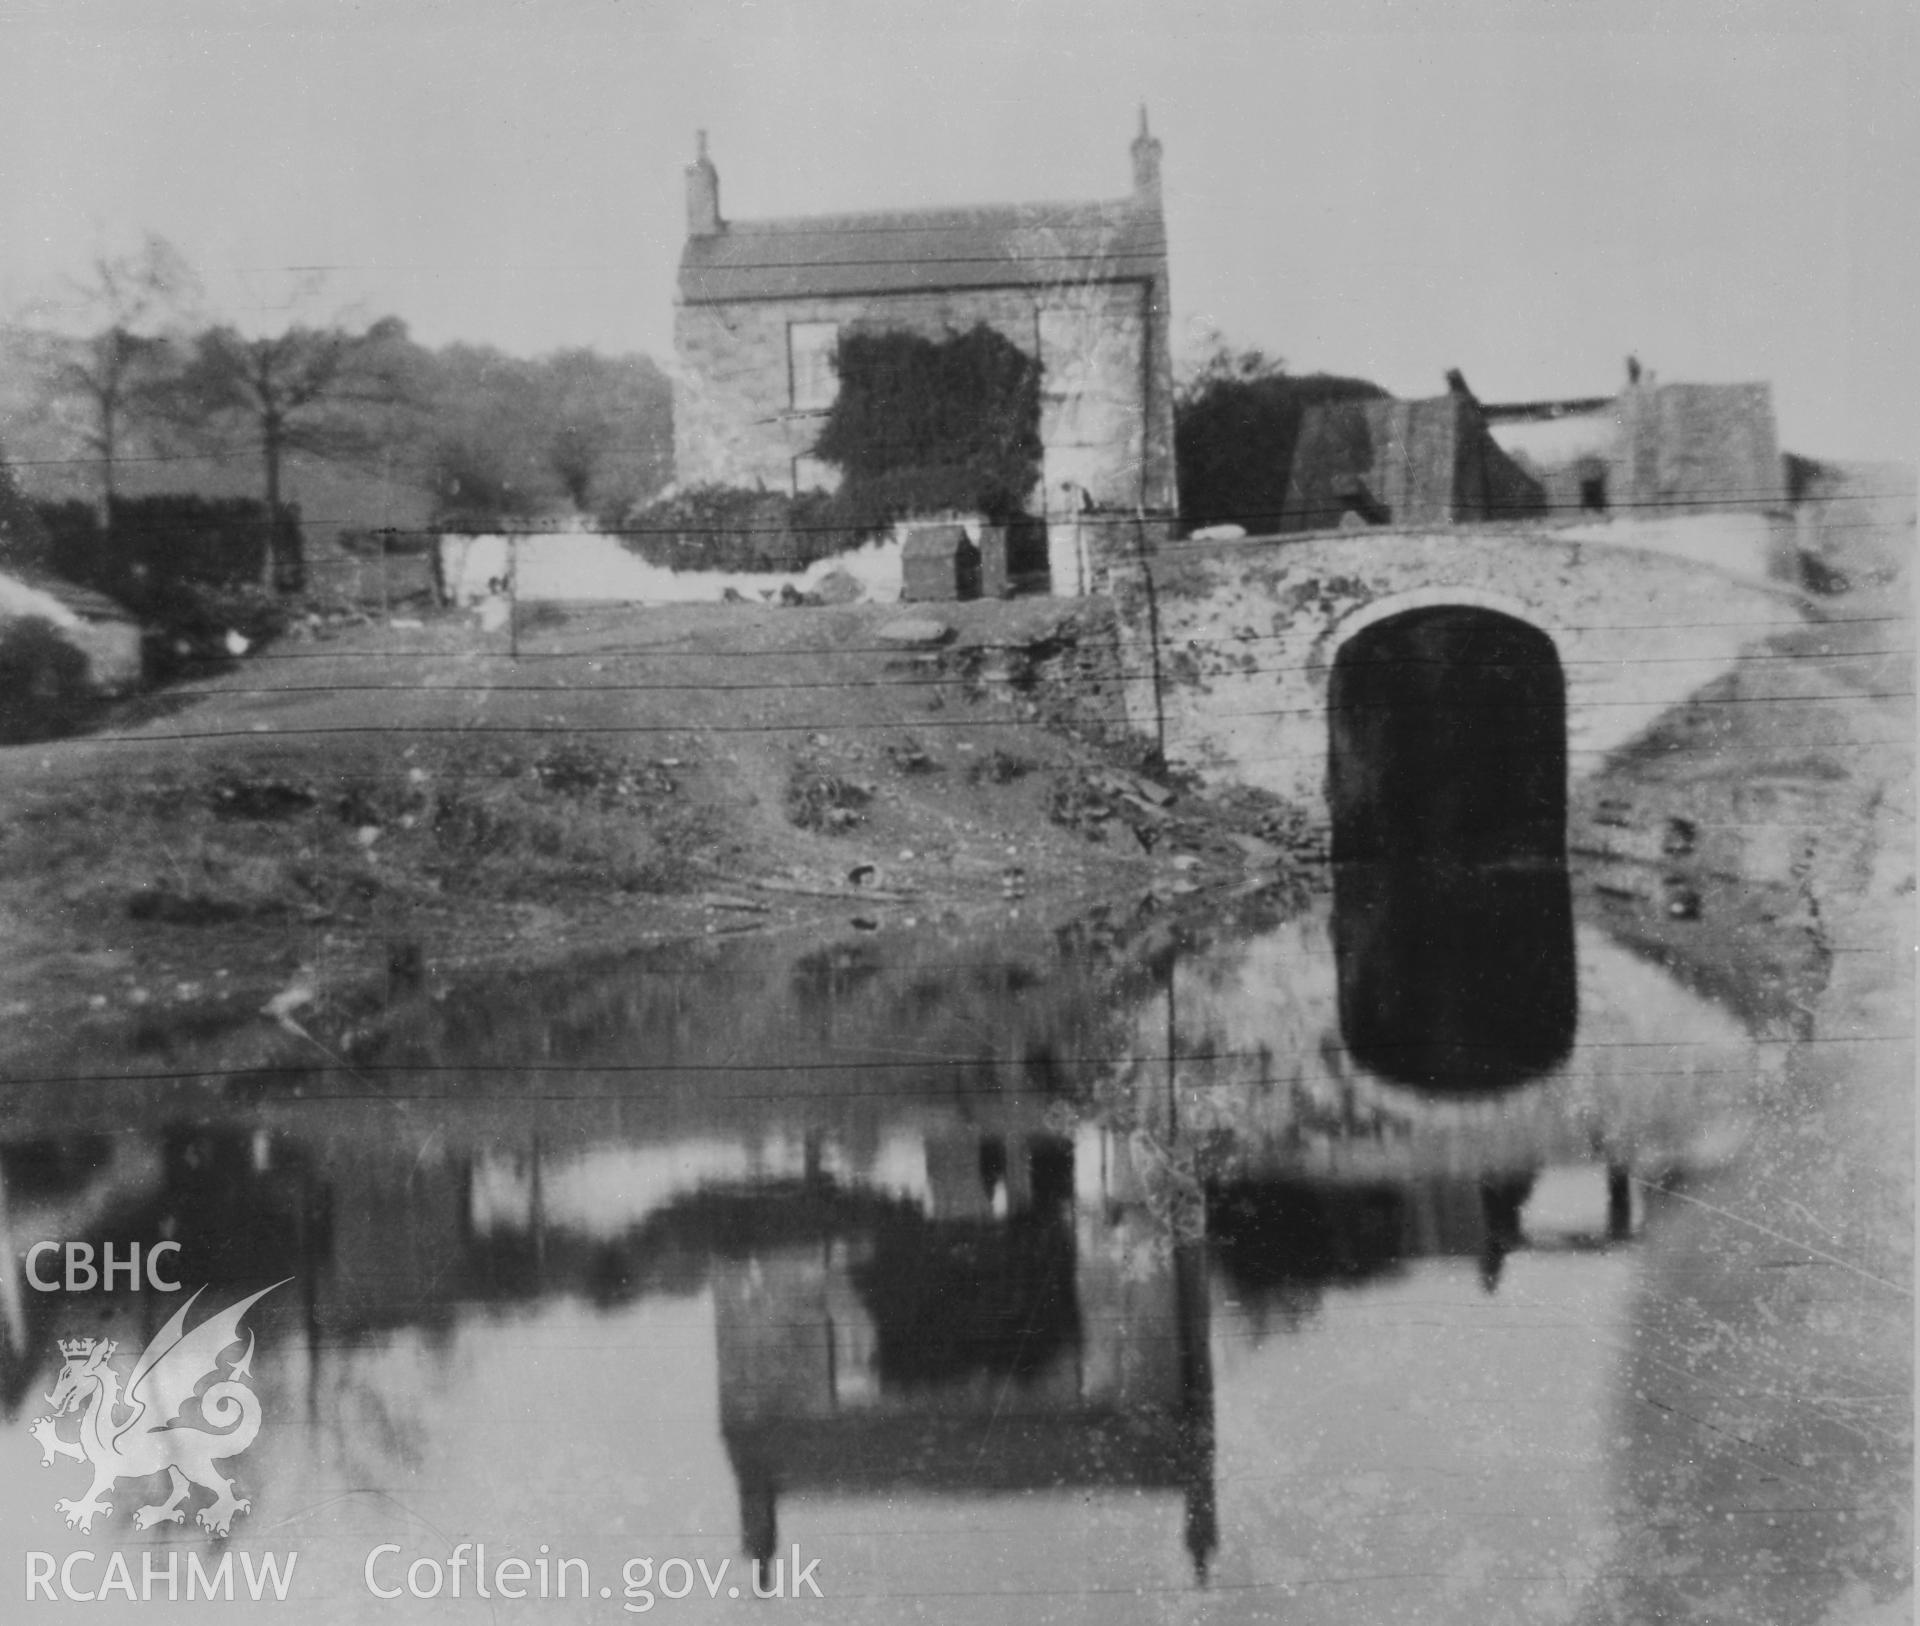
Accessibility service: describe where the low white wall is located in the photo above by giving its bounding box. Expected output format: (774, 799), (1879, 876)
(1557, 511), (1790, 584)
(437, 531), (903, 607)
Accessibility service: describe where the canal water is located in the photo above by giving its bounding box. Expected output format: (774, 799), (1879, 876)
(0, 875), (1775, 1623)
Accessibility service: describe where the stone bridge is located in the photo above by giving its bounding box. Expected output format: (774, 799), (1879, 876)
(1107, 517), (1812, 833)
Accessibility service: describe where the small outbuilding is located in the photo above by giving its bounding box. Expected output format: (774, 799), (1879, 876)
(0, 568), (143, 694)
(899, 523), (981, 603)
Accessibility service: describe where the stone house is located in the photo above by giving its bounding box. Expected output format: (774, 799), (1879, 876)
(672, 115), (1179, 548)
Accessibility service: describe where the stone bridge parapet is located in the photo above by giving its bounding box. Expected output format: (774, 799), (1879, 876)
(1110, 522), (1812, 825)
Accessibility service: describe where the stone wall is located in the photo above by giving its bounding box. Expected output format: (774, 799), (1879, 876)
(1488, 383), (1783, 518)
(1280, 397), (1543, 531)
(1618, 381), (1782, 513)
(1110, 524), (1811, 827)
(674, 279), (1176, 522)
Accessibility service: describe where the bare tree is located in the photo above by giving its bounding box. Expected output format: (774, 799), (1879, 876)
(537, 349), (620, 512)
(27, 235), (200, 524)
(168, 317), (414, 590)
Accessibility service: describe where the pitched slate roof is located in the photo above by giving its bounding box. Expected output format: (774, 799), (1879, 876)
(678, 199), (1167, 305)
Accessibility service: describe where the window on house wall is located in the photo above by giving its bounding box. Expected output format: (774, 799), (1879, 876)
(789, 322), (840, 412)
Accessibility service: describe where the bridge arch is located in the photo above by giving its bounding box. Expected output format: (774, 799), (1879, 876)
(1314, 585), (1558, 693)
(1326, 600), (1576, 1090)
(1327, 604), (1567, 864)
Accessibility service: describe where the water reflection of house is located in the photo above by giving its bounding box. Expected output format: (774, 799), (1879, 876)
(0, 1127), (324, 1412)
(714, 1125), (1216, 1582)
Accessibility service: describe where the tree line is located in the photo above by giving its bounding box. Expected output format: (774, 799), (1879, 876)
(2, 236), (672, 592)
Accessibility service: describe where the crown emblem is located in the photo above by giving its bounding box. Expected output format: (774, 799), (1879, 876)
(58, 1337), (100, 1359)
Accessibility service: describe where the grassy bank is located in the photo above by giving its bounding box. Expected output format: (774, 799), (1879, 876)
(0, 596), (1311, 1074)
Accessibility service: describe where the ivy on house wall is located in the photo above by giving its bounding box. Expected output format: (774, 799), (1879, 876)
(1175, 359), (1388, 533)
(811, 324), (1042, 530)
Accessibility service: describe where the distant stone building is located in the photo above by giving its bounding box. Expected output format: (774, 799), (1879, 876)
(1483, 371), (1784, 517)
(1278, 384), (1546, 532)
(672, 115), (1178, 538)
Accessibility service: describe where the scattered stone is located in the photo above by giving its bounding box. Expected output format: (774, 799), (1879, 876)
(965, 749), (1035, 786)
(850, 916), (880, 931)
(263, 968), (318, 1029)
(1665, 881), (1702, 920)
(848, 863), (880, 888)
(698, 894), (771, 914)
(876, 617), (953, 648)
(1226, 832), (1285, 865)
(1133, 778), (1177, 808)
(812, 570), (865, 605)
(884, 740), (939, 774)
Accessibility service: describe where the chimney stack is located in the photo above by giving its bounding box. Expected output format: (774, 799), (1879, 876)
(686, 130), (722, 237)
(1130, 106), (1163, 207)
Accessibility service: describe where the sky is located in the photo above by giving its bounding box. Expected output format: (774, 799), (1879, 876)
(1, 0), (1914, 461)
